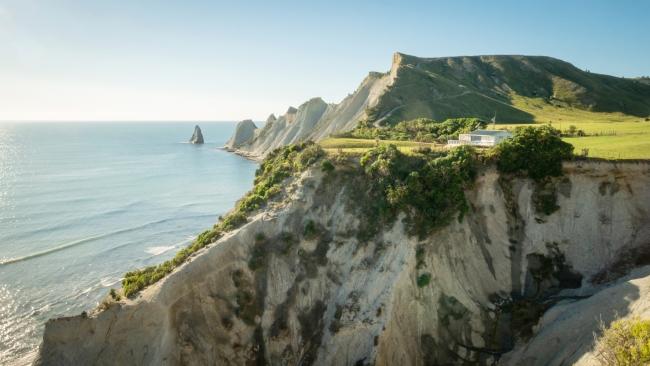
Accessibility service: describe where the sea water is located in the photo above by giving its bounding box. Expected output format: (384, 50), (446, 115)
(0, 122), (258, 364)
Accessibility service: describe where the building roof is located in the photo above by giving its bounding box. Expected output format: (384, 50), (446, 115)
(467, 129), (512, 137)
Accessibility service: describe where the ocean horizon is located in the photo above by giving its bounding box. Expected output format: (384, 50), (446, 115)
(0, 122), (258, 364)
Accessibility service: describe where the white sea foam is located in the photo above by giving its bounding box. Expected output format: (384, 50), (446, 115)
(145, 236), (195, 256)
(145, 246), (176, 256)
(100, 277), (120, 287)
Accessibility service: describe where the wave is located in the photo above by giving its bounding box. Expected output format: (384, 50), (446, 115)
(145, 245), (176, 256)
(99, 277), (121, 287)
(0, 217), (204, 266)
(0, 235), (110, 266)
(0, 201), (146, 242)
(145, 235), (195, 256)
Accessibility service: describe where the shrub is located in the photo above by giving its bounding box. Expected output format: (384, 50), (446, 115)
(494, 125), (574, 181)
(417, 273), (432, 287)
(358, 144), (477, 238)
(493, 126), (573, 216)
(303, 220), (319, 239)
(343, 117), (487, 143)
(321, 159), (335, 173)
(532, 179), (561, 215)
(595, 317), (650, 365)
(109, 288), (121, 301)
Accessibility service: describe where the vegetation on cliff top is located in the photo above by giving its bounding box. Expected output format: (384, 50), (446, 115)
(341, 117), (487, 143)
(493, 125), (574, 181)
(121, 142), (324, 298)
(491, 125), (574, 215)
(356, 144), (477, 239)
(595, 317), (650, 365)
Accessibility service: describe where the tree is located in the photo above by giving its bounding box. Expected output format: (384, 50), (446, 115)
(494, 126), (574, 180)
(567, 125), (577, 136)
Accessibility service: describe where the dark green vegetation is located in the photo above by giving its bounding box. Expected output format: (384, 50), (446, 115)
(121, 142), (325, 298)
(367, 54), (650, 126)
(109, 288), (121, 301)
(357, 144), (477, 239)
(494, 125), (574, 180)
(321, 159), (335, 173)
(492, 125), (574, 215)
(342, 117), (486, 143)
(417, 273), (432, 287)
(303, 220), (319, 240)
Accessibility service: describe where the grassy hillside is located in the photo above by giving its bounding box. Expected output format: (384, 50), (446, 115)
(367, 54), (650, 126)
(494, 96), (650, 159)
(321, 54), (650, 159)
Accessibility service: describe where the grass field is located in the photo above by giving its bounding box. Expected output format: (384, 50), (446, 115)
(498, 96), (650, 159)
(320, 138), (446, 155)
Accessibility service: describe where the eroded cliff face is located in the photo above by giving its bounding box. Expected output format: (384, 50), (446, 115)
(225, 120), (258, 150)
(36, 161), (650, 365)
(228, 69), (396, 158)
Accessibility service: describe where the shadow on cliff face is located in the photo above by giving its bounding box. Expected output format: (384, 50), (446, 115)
(419, 242), (587, 365)
(500, 266), (648, 366)
(591, 242), (650, 285)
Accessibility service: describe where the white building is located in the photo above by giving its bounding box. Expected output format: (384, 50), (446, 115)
(447, 129), (512, 147)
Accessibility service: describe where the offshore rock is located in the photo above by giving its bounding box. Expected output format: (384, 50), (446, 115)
(189, 125), (204, 144)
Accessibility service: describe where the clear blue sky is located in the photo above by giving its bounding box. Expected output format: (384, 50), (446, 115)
(1, 0), (648, 121)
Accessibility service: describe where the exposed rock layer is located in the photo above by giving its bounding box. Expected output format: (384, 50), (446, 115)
(36, 161), (650, 365)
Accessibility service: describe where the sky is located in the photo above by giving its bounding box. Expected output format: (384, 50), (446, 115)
(0, 0), (648, 121)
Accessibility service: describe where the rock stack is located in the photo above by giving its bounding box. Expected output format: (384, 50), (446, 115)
(189, 125), (204, 144)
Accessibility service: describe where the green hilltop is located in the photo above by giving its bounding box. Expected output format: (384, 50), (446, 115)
(367, 53), (650, 125)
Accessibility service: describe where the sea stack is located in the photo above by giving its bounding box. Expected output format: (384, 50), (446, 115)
(189, 125), (204, 144)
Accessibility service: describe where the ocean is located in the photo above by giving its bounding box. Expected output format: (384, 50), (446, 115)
(0, 122), (258, 364)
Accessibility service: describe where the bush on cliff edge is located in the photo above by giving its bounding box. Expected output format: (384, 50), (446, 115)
(358, 144), (477, 239)
(492, 126), (573, 216)
(494, 125), (574, 181)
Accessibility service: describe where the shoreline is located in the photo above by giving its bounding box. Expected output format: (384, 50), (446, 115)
(218, 146), (264, 162)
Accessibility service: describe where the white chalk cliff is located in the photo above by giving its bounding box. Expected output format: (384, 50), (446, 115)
(35, 161), (650, 365)
(228, 64), (398, 158)
(225, 119), (258, 150)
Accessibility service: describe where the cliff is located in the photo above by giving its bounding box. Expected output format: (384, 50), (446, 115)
(228, 53), (650, 158)
(36, 159), (650, 365)
(228, 69), (394, 158)
(225, 119), (258, 150)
